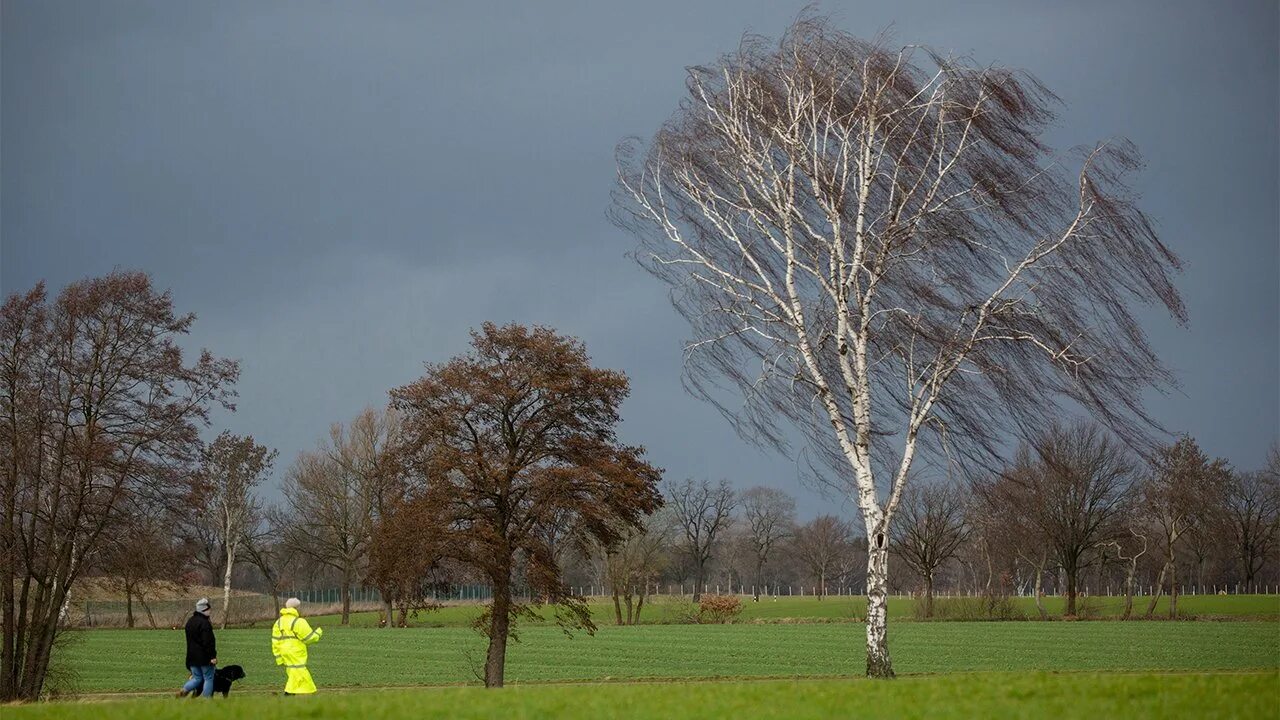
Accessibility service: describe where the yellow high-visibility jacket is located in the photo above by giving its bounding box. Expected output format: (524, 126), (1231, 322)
(271, 607), (322, 667)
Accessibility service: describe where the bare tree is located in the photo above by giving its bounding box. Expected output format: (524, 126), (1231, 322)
(740, 486), (796, 597)
(790, 515), (854, 599)
(199, 431), (276, 628)
(333, 407), (405, 625)
(665, 478), (737, 601)
(595, 510), (673, 625)
(975, 424), (1136, 616)
(1106, 528), (1148, 620)
(281, 407), (403, 625)
(1139, 436), (1228, 618)
(97, 500), (187, 629)
(613, 16), (1183, 675)
(0, 273), (236, 700)
(1222, 448), (1280, 586)
(890, 482), (967, 616)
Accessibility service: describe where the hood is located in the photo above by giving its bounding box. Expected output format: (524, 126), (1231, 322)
(279, 607), (299, 618)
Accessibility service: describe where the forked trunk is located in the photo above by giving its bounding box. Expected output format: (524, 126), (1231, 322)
(1145, 562), (1168, 618)
(865, 542), (894, 678)
(1168, 560), (1179, 619)
(634, 590), (646, 625)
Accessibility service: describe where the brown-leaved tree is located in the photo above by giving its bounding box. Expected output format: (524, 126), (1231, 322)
(390, 323), (663, 687)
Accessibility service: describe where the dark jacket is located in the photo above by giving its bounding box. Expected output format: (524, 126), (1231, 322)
(184, 612), (217, 667)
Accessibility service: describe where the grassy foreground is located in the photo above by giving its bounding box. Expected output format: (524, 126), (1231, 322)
(11, 672), (1279, 719)
(305, 594), (1280, 628)
(56, 621), (1279, 693)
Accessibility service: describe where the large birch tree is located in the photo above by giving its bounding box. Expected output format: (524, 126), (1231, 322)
(613, 17), (1184, 676)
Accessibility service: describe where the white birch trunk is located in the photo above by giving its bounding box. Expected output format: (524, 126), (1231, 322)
(865, 540), (893, 677)
(221, 538), (234, 630)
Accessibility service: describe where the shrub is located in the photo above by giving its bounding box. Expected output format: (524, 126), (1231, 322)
(698, 594), (743, 624)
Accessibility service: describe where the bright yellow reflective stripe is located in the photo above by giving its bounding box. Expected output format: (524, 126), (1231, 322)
(300, 628), (319, 641)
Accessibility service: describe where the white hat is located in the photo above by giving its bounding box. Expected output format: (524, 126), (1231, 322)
(195, 598), (211, 613)
(285, 597), (301, 609)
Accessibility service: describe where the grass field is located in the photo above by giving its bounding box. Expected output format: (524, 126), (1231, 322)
(305, 594), (1280, 628)
(54, 621), (1280, 693)
(11, 672), (1278, 719)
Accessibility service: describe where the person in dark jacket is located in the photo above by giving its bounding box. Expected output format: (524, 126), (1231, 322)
(177, 598), (217, 698)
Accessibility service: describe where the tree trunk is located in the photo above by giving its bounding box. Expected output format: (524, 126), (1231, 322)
(125, 586), (135, 629)
(1033, 566), (1047, 620)
(221, 542), (234, 630)
(624, 591), (634, 624)
(692, 564), (705, 602)
(382, 597), (393, 628)
(340, 580), (351, 625)
(1121, 561), (1136, 620)
(924, 573), (934, 618)
(864, 542), (894, 678)
(818, 570), (825, 601)
(484, 573), (511, 688)
(141, 595), (158, 629)
(634, 589), (646, 625)
(612, 593), (624, 626)
(1145, 562), (1168, 618)
(1168, 558), (1179, 619)
(1064, 566), (1078, 617)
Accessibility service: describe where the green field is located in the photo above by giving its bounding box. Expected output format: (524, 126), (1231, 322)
(55, 621), (1279, 693)
(304, 594), (1280, 628)
(11, 672), (1279, 719)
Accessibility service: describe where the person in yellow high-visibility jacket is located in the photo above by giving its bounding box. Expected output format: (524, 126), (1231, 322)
(271, 598), (323, 695)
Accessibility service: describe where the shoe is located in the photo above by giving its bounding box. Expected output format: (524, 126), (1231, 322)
(175, 690), (189, 699)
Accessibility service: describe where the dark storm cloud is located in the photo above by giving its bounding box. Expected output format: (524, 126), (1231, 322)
(3, 0), (1277, 518)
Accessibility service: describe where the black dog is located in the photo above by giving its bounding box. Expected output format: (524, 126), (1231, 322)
(187, 665), (245, 698)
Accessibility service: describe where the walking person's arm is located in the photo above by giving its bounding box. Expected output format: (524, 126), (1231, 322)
(295, 616), (323, 645)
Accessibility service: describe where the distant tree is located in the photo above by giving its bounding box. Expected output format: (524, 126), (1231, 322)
(976, 424), (1137, 616)
(1139, 437), (1229, 618)
(740, 487), (796, 597)
(97, 501), (187, 628)
(791, 515), (854, 599)
(242, 506), (298, 609)
(596, 510), (673, 625)
(365, 498), (446, 628)
(281, 407), (403, 625)
(0, 273), (236, 700)
(891, 482), (967, 617)
(1105, 527), (1149, 620)
(613, 15), (1184, 676)
(332, 407), (405, 624)
(1222, 446), (1280, 586)
(390, 323), (663, 687)
(665, 478), (737, 601)
(198, 431), (276, 628)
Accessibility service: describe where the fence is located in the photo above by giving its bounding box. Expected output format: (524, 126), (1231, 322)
(68, 581), (1278, 627)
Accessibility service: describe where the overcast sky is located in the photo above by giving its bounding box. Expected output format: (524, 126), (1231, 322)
(3, 0), (1277, 519)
